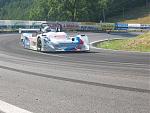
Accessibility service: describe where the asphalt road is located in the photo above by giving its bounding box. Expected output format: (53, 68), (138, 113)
(0, 32), (149, 113)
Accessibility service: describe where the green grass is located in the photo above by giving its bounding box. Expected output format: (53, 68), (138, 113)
(97, 32), (150, 52)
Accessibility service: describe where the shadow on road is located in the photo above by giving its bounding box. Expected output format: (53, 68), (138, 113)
(109, 32), (141, 37)
(42, 51), (99, 54)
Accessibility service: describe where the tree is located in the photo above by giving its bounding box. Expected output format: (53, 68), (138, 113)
(0, 0), (149, 21)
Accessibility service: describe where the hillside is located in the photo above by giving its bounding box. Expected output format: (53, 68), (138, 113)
(107, 5), (150, 24)
(0, 0), (148, 22)
(97, 31), (150, 52)
(0, 0), (33, 20)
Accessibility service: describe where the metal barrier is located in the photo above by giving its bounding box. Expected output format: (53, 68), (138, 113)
(0, 20), (150, 32)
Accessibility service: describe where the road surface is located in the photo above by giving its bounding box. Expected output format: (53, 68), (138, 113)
(0, 32), (149, 113)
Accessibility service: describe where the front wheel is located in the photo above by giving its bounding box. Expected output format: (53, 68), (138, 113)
(37, 37), (42, 51)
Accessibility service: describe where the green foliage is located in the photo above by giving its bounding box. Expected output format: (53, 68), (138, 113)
(29, 0), (89, 21)
(0, 0), (33, 20)
(0, 0), (149, 22)
(107, 5), (150, 23)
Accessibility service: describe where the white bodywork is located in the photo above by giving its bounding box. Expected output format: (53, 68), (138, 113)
(21, 30), (90, 52)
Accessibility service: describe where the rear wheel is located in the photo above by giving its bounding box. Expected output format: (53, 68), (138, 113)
(37, 37), (42, 51)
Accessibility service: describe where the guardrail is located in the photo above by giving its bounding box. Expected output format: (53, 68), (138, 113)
(115, 23), (150, 30)
(0, 20), (150, 32)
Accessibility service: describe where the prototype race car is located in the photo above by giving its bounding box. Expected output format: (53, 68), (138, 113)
(20, 23), (90, 52)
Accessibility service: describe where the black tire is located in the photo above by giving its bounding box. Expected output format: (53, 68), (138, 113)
(37, 37), (42, 51)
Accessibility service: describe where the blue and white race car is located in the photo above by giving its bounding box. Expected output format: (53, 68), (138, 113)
(20, 23), (90, 52)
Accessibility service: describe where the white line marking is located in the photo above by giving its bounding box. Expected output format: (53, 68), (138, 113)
(0, 100), (33, 113)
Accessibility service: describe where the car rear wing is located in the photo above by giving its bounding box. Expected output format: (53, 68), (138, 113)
(19, 28), (40, 33)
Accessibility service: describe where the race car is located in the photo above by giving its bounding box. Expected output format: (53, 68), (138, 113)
(20, 23), (90, 52)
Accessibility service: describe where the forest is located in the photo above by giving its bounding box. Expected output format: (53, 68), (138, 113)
(0, 0), (149, 22)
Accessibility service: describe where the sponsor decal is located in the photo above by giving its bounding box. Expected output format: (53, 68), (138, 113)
(80, 25), (98, 31)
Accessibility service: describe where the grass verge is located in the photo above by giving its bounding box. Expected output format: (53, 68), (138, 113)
(97, 31), (150, 52)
